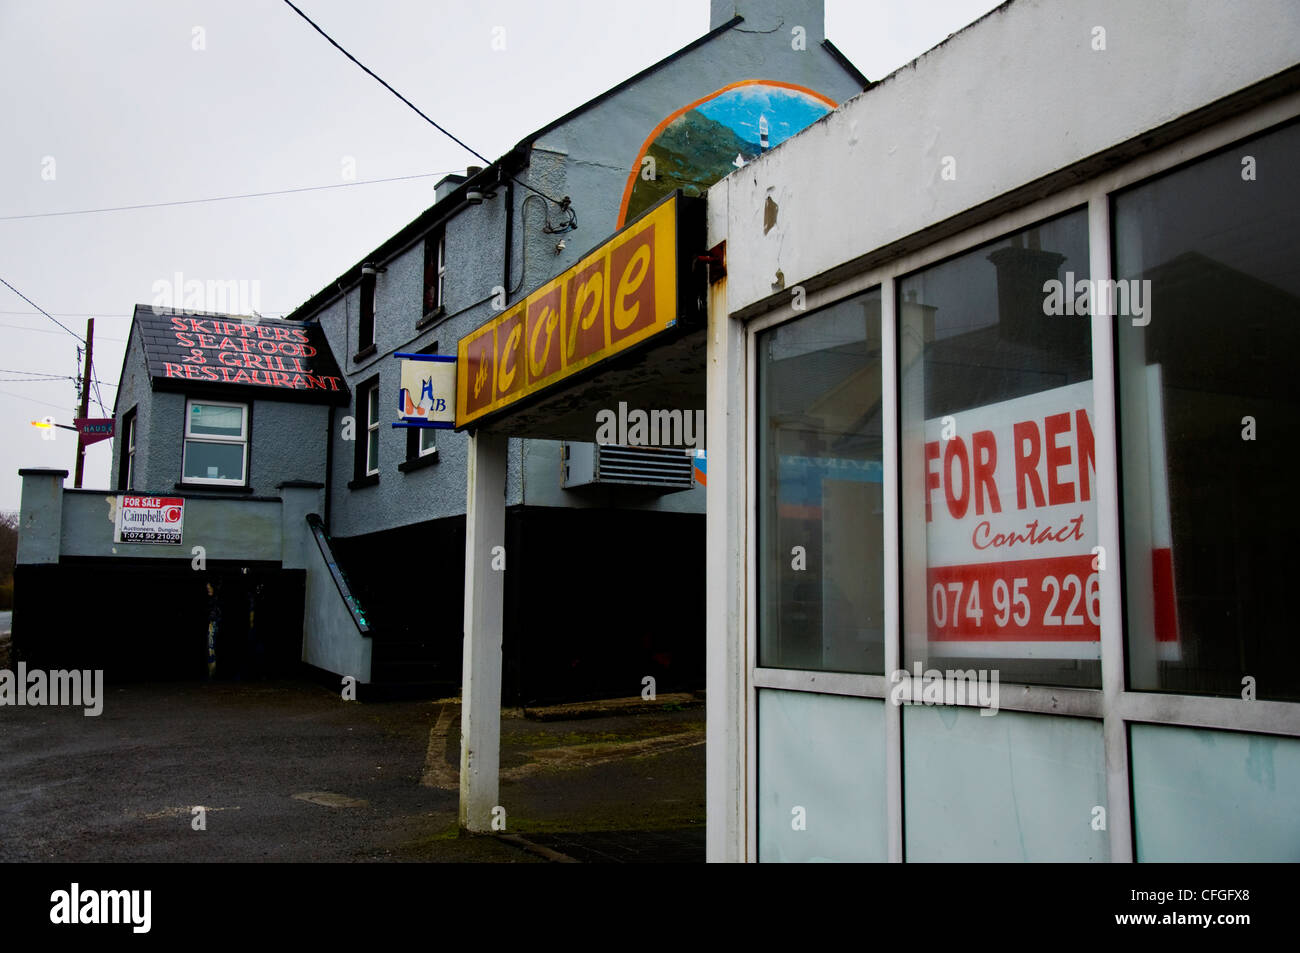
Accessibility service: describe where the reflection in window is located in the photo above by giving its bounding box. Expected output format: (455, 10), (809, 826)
(757, 289), (883, 673)
(899, 210), (1096, 688)
(1115, 120), (1300, 701)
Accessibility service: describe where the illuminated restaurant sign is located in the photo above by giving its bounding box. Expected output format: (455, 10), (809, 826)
(136, 309), (348, 405)
(456, 192), (704, 428)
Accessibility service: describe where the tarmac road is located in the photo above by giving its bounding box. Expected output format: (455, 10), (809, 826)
(0, 677), (704, 862)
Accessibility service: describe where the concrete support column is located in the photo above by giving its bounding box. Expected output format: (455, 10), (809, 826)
(704, 228), (748, 861)
(278, 481), (325, 571)
(459, 431), (507, 832)
(16, 468), (68, 566)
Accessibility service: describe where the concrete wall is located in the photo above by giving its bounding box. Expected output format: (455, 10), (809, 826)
(716, 0), (1300, 315)
(301, 526), (373, 683)
(59, 490), (282, 562)
(311, 5), (864, 539)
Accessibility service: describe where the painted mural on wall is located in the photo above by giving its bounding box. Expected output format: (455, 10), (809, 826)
(619, 80), (836, 227)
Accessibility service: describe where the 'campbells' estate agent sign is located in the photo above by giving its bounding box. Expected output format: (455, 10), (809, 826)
(114, 496), (185, 545)
(133, 307), (348, 405)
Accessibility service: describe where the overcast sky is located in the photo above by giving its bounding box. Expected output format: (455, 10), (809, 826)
(0, 0), (1003, 513)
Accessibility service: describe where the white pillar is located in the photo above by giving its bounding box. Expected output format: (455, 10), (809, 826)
(705, 211), (748, 861)
(460, 430), (507, 832)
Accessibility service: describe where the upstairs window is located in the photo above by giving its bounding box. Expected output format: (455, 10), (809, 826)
(357, 266), (377, 357)
(182, 399), (248, 486)
(423, 229), (446, 318)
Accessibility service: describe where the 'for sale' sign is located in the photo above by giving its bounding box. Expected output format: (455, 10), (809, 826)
(923, 381), (1099, 659)
(114, 495), (185, 545)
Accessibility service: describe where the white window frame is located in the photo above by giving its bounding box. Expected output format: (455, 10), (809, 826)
(126, 413), (136, 491)
(182, 398), (248, 486)
(365, 383), (380, 476)
(435, 232), (446, 311)
(727, 91), (1300, 864)
(418, 421), (437, 457)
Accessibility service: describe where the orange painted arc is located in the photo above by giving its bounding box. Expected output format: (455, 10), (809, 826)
(617, 79), (837, 228)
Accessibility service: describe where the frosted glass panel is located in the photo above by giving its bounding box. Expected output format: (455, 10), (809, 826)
(757, 690), (886, 862)
(904, 707), (1108, 861)
(1131, 723), (1300, 861)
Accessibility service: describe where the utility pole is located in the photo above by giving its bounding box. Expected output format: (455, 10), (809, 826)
(73, 317), (93, 488)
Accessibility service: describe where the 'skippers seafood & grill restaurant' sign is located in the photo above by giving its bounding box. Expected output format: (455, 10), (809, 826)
(457, 192), (705, 428)
(134, 307), (349, 405)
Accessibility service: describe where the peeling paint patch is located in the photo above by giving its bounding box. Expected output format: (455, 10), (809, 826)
(763, 195), (779, 234)
(105, 495), (118, 522)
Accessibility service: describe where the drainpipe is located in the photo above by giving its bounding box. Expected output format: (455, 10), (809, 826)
(324, 403), (335, 532)
(503, 176), (514, 295)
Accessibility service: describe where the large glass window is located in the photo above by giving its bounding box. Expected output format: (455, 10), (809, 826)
(756, 289), (883, 673)
(182, 399), (247, 485)
(900, 210), (1096, 687)
(1115, 120), (1300, 701)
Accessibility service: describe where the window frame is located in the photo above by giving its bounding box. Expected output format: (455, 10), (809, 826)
(365, 382), (380, 476)
(734, 93), (1300, 864)
(181, 398), (249, 487)
(422, 228), (446, 323)
(119, 406), (137, 492)
(349, 373), (381, 489)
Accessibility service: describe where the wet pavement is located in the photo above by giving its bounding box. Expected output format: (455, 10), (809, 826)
(0, 677), (704, 863)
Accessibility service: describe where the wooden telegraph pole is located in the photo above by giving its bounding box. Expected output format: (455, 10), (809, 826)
(73, 317), (93, 489)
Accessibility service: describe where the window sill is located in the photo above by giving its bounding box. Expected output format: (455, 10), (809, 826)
(416, 307), (445, 330)
(175, 482), (253, 494)
(398, 450), (440, 473)
(353, 343), (378, 362)
(347, 474), (380, 490)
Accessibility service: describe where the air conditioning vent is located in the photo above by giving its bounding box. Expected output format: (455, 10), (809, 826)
(561, 442), (695, 490)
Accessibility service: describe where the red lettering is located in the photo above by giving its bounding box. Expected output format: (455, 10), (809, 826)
(1076, 409), (1094, 502)
(971, 430), (1001, 515)
(925, 441), (941, 523)
(196, 334), (217, 348)
(188, 319), (210, 334)
(175, 331), (195, 347)
(170, 317), (188, 332)
(290, 328), (310, 343)
(943, 436), (971, 519)
(1013, 421), (1045, 509)
(1044, 412), (1074, 506)
(272, 372), (292, 388)
(273, 327), (293, 341)
(199, 366), (218, 381)
(163, 362), (184, 378)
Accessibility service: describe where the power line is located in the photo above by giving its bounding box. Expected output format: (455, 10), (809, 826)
(0, 376), (69, 382)
(0, 279), (82, 340)
(0, 388), (72, 412)
(280, 0), (577, 231)
(0, 322), (127, 342)
(0, 171), (458, 223)
(0, 367), (76, 377)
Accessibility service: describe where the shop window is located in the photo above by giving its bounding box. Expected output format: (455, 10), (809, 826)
(1114, 120), (1300, 701)
(756, 289), (884, 674)
(899, 209), (1096, 687)
(182, 399), (248, 486)
(422, 229), (446, 320)
(349, 374), (381, 488)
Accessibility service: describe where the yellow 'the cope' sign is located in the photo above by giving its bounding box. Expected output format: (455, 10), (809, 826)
(456, 195), (679, 427)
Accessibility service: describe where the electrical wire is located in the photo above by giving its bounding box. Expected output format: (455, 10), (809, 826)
(0, 171), (459, 222)
(0, 388), (72, 412)
(0, 279), (82, 340)
(0, 323), (127, 341)
(280, 0), (577, 232)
